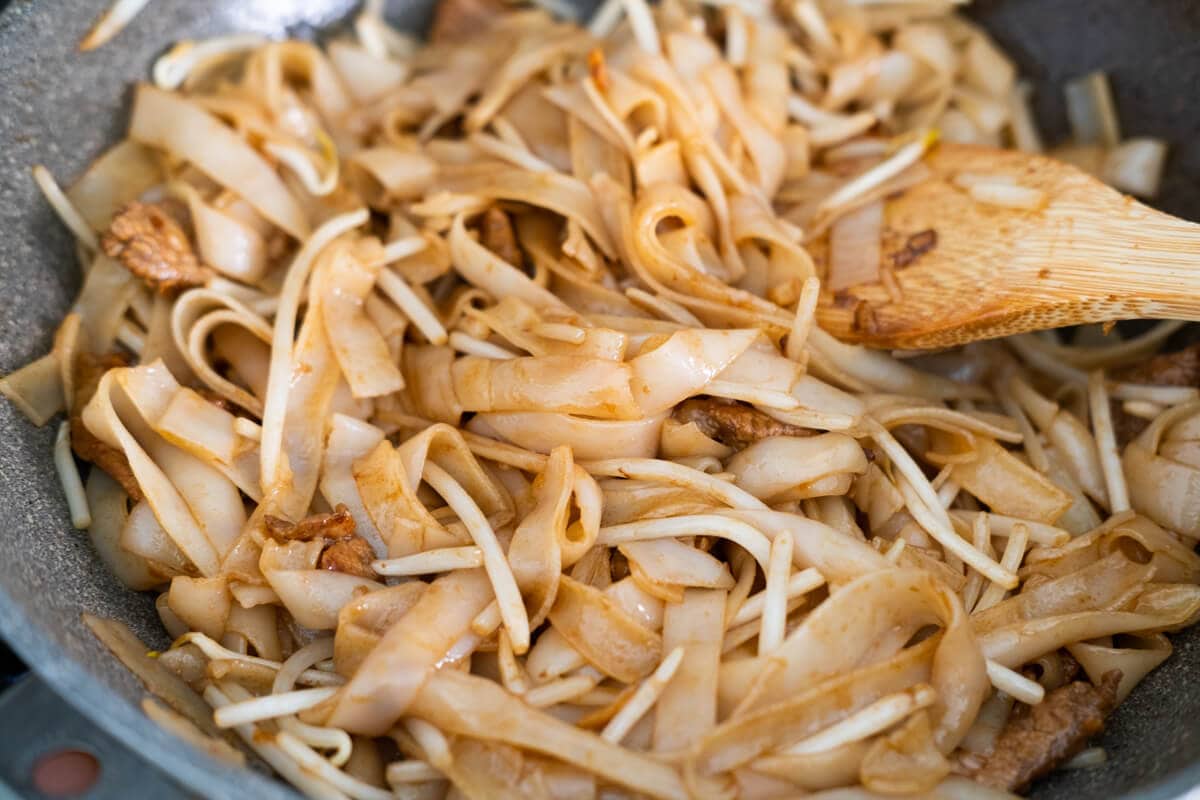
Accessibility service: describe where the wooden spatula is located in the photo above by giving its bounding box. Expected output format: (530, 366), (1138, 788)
(814, 143), (1200, 350)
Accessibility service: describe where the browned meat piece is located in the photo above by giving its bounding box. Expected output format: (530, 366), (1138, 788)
(480, 207), (523, 267)
(319, 536), (376, 579)
(101, 202), (210, 292)
(969, 670), (1121, 792)
(264, 505), (356, 542)
(71, 352), (142, 501)
(673, 397), (814, 450)
(1111, 343), (1200, 445)
(429, 0), (507, 43)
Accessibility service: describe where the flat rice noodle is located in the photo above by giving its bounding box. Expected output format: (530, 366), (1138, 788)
(1022, 514), (1200, 586)
(940, 434), (1073, 524)
(466, 29), (591, 131)
(629, 328), (760, 415)
(168, 575), (231, 640)
(171, 288), (272, 416)
(723, 569), (987, 755)
(448, 214), (573, 315)
(320, 414), (387, 558)
(726, 434), (867, 502)
(243, 40), (353, 125)
(980, 584), (1200, 668)
(471, 411), (666, 460)
(0, 351), (63, 426)
(653, 587), (726, 753)
(1066, 633), (1172, 704)
(129, 85), (308, 238)
(569, 114), (630, 193)
(318, 244), (404, 399)
(751, 741), (870, 792)
(409, 669), (688, 799)
(174, 183), (268, 284)
(629, 182), (788, 327)
(973, 551), (1153, 636)
(722, 509), (890, 584)
(692, 635), (940, 779)
(440, 167), (615, 257)
(1124, 402), (1200, 537)
(468, 296), (630, 360)
(353, 440), (463, 559)
(434, 738), (552, 800)
(259, 538), (382, 630)
(452, 355), (640, 419)
(74, 254), (140, 354)
(703, 62), (785, 196)
(324, 568), (494, 734)
(618, 539), (734, 589)
(547, 575), (663, 683)
(808, 329), (983, 401)
(67, 139), (162, 230)
(85, 468), (161, 590)
(121, 499), (191, 578)
(334, 581), (428, 677)
(402, 345), (464, 426)
(263, 289), (341, 519)
(507, 446), (573, 625)
(328, 40), (409, 103)
(503, 81), (572, 172)
(347, 147), (439, 206)
(859, 710), (950, 796)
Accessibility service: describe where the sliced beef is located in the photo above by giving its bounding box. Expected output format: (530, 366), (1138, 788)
(101, 202), (210, 292)
(969, 669), (1121, 792)
(264, 504), (356, 543)
(672, 397), (814, 450)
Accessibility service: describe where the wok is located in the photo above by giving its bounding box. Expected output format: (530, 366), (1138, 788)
(0, 0), (1198, 797)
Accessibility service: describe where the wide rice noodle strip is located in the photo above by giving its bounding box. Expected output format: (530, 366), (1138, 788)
(703, 62), (786, 197)
(118, 362), (247, 556)
(508, 446), (574, 625)
(67, 139), (162, 230)
(319, 414), (387, 558)
(653, 587), (726, 753)
(396, 423), (511, 520)
(694, 635), (940, 781)
(409, 669), (687, 800)
(172, 290), (271, 417)
(75, 254), (140, 353)
(172, 182), (268, 283)
(728, 569), (986, 746)
(1067, 633), (1172, 705)
(128, 85), (309, 239)
(1124, 401), (1200, 538)
(324, 568), (494, 735)
(259, 539), (383, 630)
(0, 351), (64, 426)
(85, 469), (160, 591)
(1022, 514), (1200, 586)
(726, 434), (867, 502)
(318, 245), (405, 399)
(619, 539), (734, 589)
(548, 575), (663, 683)
(347, 148), (438, 206)
(471, 411), (666, 460)
(980, 585), (1200, 669)
(452, 355), (640, 418)
(971, 550), (1155, 636)
(82, 370), (220, 575)
(722, 509), (891, 585)
(243, 41), (353, 126)
(630, 182), (788, 326)
(628, 328), (759, 415)
(939, 433), (1073, 524)
(447, 214), (572, 315)
(466, 29), (590, 131)
(260, 209), (367, 496)
(440, 168), (616, 257)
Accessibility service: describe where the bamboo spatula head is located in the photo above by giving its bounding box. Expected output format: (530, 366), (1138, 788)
(815, 143), (1200, 350)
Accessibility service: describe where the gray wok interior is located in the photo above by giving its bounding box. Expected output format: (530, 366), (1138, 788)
(0, 1), (1197, 797)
